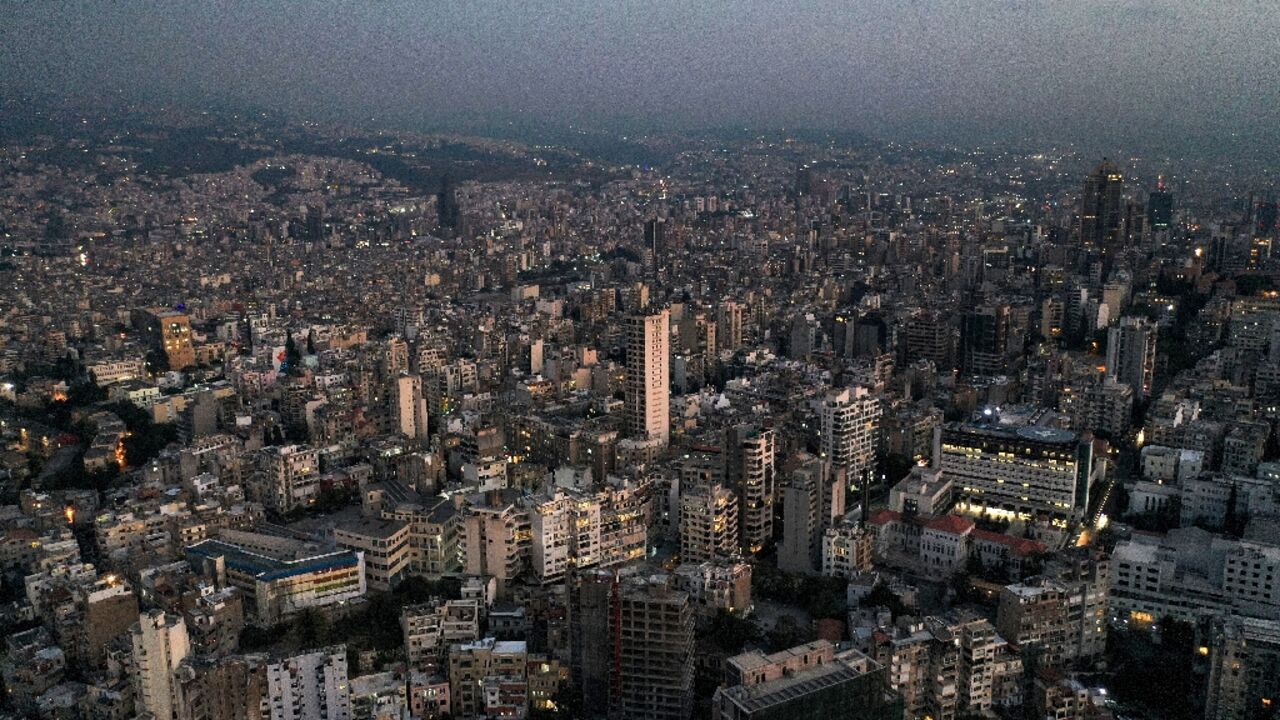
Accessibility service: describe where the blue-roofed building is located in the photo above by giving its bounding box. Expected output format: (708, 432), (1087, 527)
(186, 530), (365, 625)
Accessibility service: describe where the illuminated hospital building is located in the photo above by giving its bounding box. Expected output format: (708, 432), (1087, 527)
(940, 411), (1103, 526)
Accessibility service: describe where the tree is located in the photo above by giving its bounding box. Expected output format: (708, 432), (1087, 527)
(700, 610), (761, 655)
(289, 608), (331, 650)
(145, 347), (170, 374)
(860, 583), (909, 619)
(284, 331), (302, 376)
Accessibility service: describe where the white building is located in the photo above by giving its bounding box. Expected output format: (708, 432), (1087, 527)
(131, 611), (191, 720)
(625, 309), (671, 448)
(888, 466), (952, 516)
(942, 416), (1096, 526)
(817, 386), (881, 489)
(263, 647), (352, 720)
(391, 373), (429, 441)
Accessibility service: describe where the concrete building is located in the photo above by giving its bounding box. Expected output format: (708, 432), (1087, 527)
(462, 498), (530, 595)
(1106, 316), (1158, 398)
(673, 560), (752, 616)
(821, 522), (875, 579)
(391, 373), (429, 441)
(334, 517), (412, 591)
(680, 483), (739, 564)
(1203, 615), (1280, 720)
(448, 638), (529, 719)
(186, 531), (366, 625)
(571, 572), (695, 720)
(779, 457), (842, 574)
(888, 466), (952, 516)
(625, 309), (670, 448)
(996, 579), (1071, 668)
(263, 647), (352, 720)
(260, 444), (323, 513)
(818, 386), (881, 492)
(725, 424), (776, 554)
(131, 610), (191, 720)
(942, 415), (1097, 526)
(715, 641), (897, 720)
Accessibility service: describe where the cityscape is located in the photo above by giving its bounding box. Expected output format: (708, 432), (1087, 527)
(2, 4), (1279, 720)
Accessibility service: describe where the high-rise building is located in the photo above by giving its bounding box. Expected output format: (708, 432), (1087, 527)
(818, 387), (881, 493)
(778, 456), (842, 574)
(304, 204), (324, 240)
(131, 610), (191, 720)
(725, 425), (776, 554)
(905, 310), (952, 369)
(960, 305), (1011, 377)
(391, 373), (429, 440)
(1106, 316), (1158, 397)
(1147, 178), (1173, 230)
(996, 578), (1072, 668)
(571, 572), (695, 720)
(1081, 159), (1125, 252)
(680, 483), (739, 564)
(83, 574), (139, 667)
(461, 498), (529, 594)
(133, 308), (197, 370)
(645, 218), (667, 273)
(716, 301), (745, 354)
(437, 174), (460, 231)
(174, 655), (268, 720)
(625, 309), (671, 448)
(1203, 615), (1280, 720)
(1256, 200), (1279, 237)
(263, 646), (352, 720)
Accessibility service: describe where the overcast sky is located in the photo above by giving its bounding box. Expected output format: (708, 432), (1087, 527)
(2, 1), (1277, 152)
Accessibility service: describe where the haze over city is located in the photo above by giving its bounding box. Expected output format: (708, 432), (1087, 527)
(3, 1), (1279, 158)
(3, 4), (1280, 720)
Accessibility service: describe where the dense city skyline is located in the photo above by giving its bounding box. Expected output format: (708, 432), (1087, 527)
(4, 6), (1280, 720)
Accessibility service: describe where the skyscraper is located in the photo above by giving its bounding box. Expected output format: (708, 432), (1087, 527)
(437, 174), (460, 231)
(131, 610), (191, 720)
(1147, 177), (1173, 230)
(1256, 200), (1278, 237)
(391, 373), (429, 440)
(644, 218), (667, 273)
(1106, 316), (1158, 398)
(1081, 159), (1125, 252)
(625, 309), (670, 448)
(716, 300), (745, 354)
(960, 305), (1011, 377)
(571, 572), (695, 720)
(819, 387), (881, 494)
(725, 424), (776, 554)
(304, 204), (324, 240)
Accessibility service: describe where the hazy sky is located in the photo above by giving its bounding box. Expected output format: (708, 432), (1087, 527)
(2, 1), (1277, 151)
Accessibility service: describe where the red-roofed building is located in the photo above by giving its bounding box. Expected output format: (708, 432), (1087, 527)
(922, 515), (975, 574)
(971, 529), (1047, 578)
